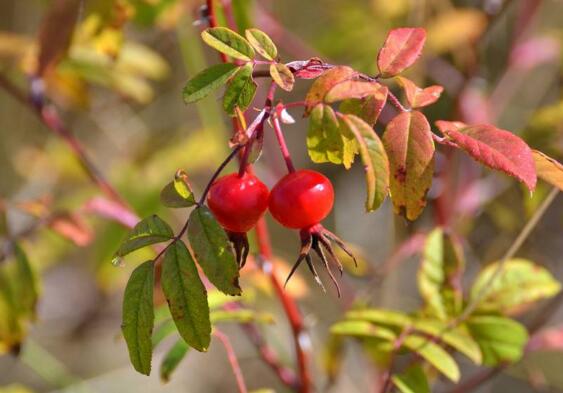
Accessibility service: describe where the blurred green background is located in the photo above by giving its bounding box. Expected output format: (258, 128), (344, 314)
(0, 0), (562, 392)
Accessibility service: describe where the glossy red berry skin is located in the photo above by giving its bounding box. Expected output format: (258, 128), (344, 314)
(269, 169), (334, 229)
(207, 173), (270, 233)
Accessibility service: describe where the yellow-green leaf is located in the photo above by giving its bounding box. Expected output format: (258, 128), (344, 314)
(201, 27), (255, 61)
(160, 170), (196, 208)
(403, 335), (460, 382)
(245, 28), (277, 60)
(269, 63), (294, 91)
(330, 320), (396, 341)
(392, 364), (430, 393)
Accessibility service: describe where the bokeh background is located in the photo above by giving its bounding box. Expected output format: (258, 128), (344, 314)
(0, 0), (562, 392)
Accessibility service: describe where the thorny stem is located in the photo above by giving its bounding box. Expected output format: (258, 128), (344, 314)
(204, 3), (311, 392)
(214, 329), (248, 393)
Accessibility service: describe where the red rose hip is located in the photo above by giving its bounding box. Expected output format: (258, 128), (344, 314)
(207, 173), (269, 233)
(269, 169), (334, 229)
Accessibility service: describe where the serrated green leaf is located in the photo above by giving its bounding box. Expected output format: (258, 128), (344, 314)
(223, 64), (257, 115)
(161, 241), (211, 352)
(122, 261), (154, 375)
(467, 315), (528, 366)
(160, 170), (196, 208)
(470, 259), (561, 315)
(340, 114), (389, 211)
(188, 206), (241, 296)
(403, 335), (460, 382)
(382, 111), (435, 220)
(418, 228), (464, 320)
(412, 319), (482, 364)
(330, 320), (396, 341)
(160, 339), (190, 383)
(269, 63), (294, 91)
(201, 27), (255, 61)
(392, 364), (430, 393)
(116, 215), (173, 257)
(211, 310), (274, 324)
(245, 28), (277, 60)
(183, 63), (239, 104)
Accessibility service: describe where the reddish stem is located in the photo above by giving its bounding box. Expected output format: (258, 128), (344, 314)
(273, 106), (296, 173)
(214, 329), (248, 393)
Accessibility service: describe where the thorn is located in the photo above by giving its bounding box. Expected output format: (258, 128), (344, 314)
(285, 233), (313, 288)
(284, 253), (306, 288)
(240, 234), (250, 268)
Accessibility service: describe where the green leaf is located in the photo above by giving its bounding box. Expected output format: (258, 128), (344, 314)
(323, 335), (345, 384)
(392, 364), (430, 393)
(412, 319), (482, 364)
(116, 215), (174, 257)
(330, 320), (396, 341)
(201, 27), (255, 61)
(211, 310), (274, 324)
(160, 170), (196, 208)
(403, 335), (460, 382)
(188, 206), (241, 295)
(121, 261), (155, 375)
(340, 114), (390, 211)
(160, 339), (190, 383)
(0, 272), (24, 354)
(418, 228), (465, 319)
(161, 241), (211, 352)
(223, 64), (257, 115)
(382, 111), (435, 220)
(183, 63), (239, 104)
(269, 63), (295, 91)
(467, 315), (528, 366)
(470, 259), (561, 315)
(345, 308), (412, 327)
(245, 28), (277, 60)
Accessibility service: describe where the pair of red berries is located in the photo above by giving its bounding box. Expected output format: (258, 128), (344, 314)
(207, 168), (353, 296)
(207, 169), (334, 233)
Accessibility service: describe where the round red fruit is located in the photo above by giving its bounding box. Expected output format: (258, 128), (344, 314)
(207, 173), (270, 233)
(269, 169), (334, 229)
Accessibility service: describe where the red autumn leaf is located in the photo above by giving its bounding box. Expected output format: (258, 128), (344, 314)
(325, 80), (387, 104)
(286, 58), (326, 79)
(440, 124), (537, 191)
(339, 92), (388, 127)
(396, 76), (443, 108)
(382, 111), (435, 220)
(304, 66), (357, 114)
(377, 28), (426, 77)
(37, 0), (81, 76)
(532, 149), (563, 191)
(48, 213), (93, 246)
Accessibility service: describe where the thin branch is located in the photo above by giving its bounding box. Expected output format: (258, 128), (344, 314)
(214, 329), (248, 393)
(272, 104), (296, 173)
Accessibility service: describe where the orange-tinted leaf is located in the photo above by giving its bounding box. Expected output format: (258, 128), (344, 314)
(441, 124), (537, 191)
(383, 111), (435, 220)
(325, 80), (387, 103)
(269, 63), (295, 91)
(37, 0), (81, 76)
(339, 92), (388, 127)
(304, 66), (357, 114)
(396, 77), (443, 108)
(377, 28), (426, 77)
(48, 213), (93, 246)
(532, 150), (563, 191)
(435, 120), (467, 134)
